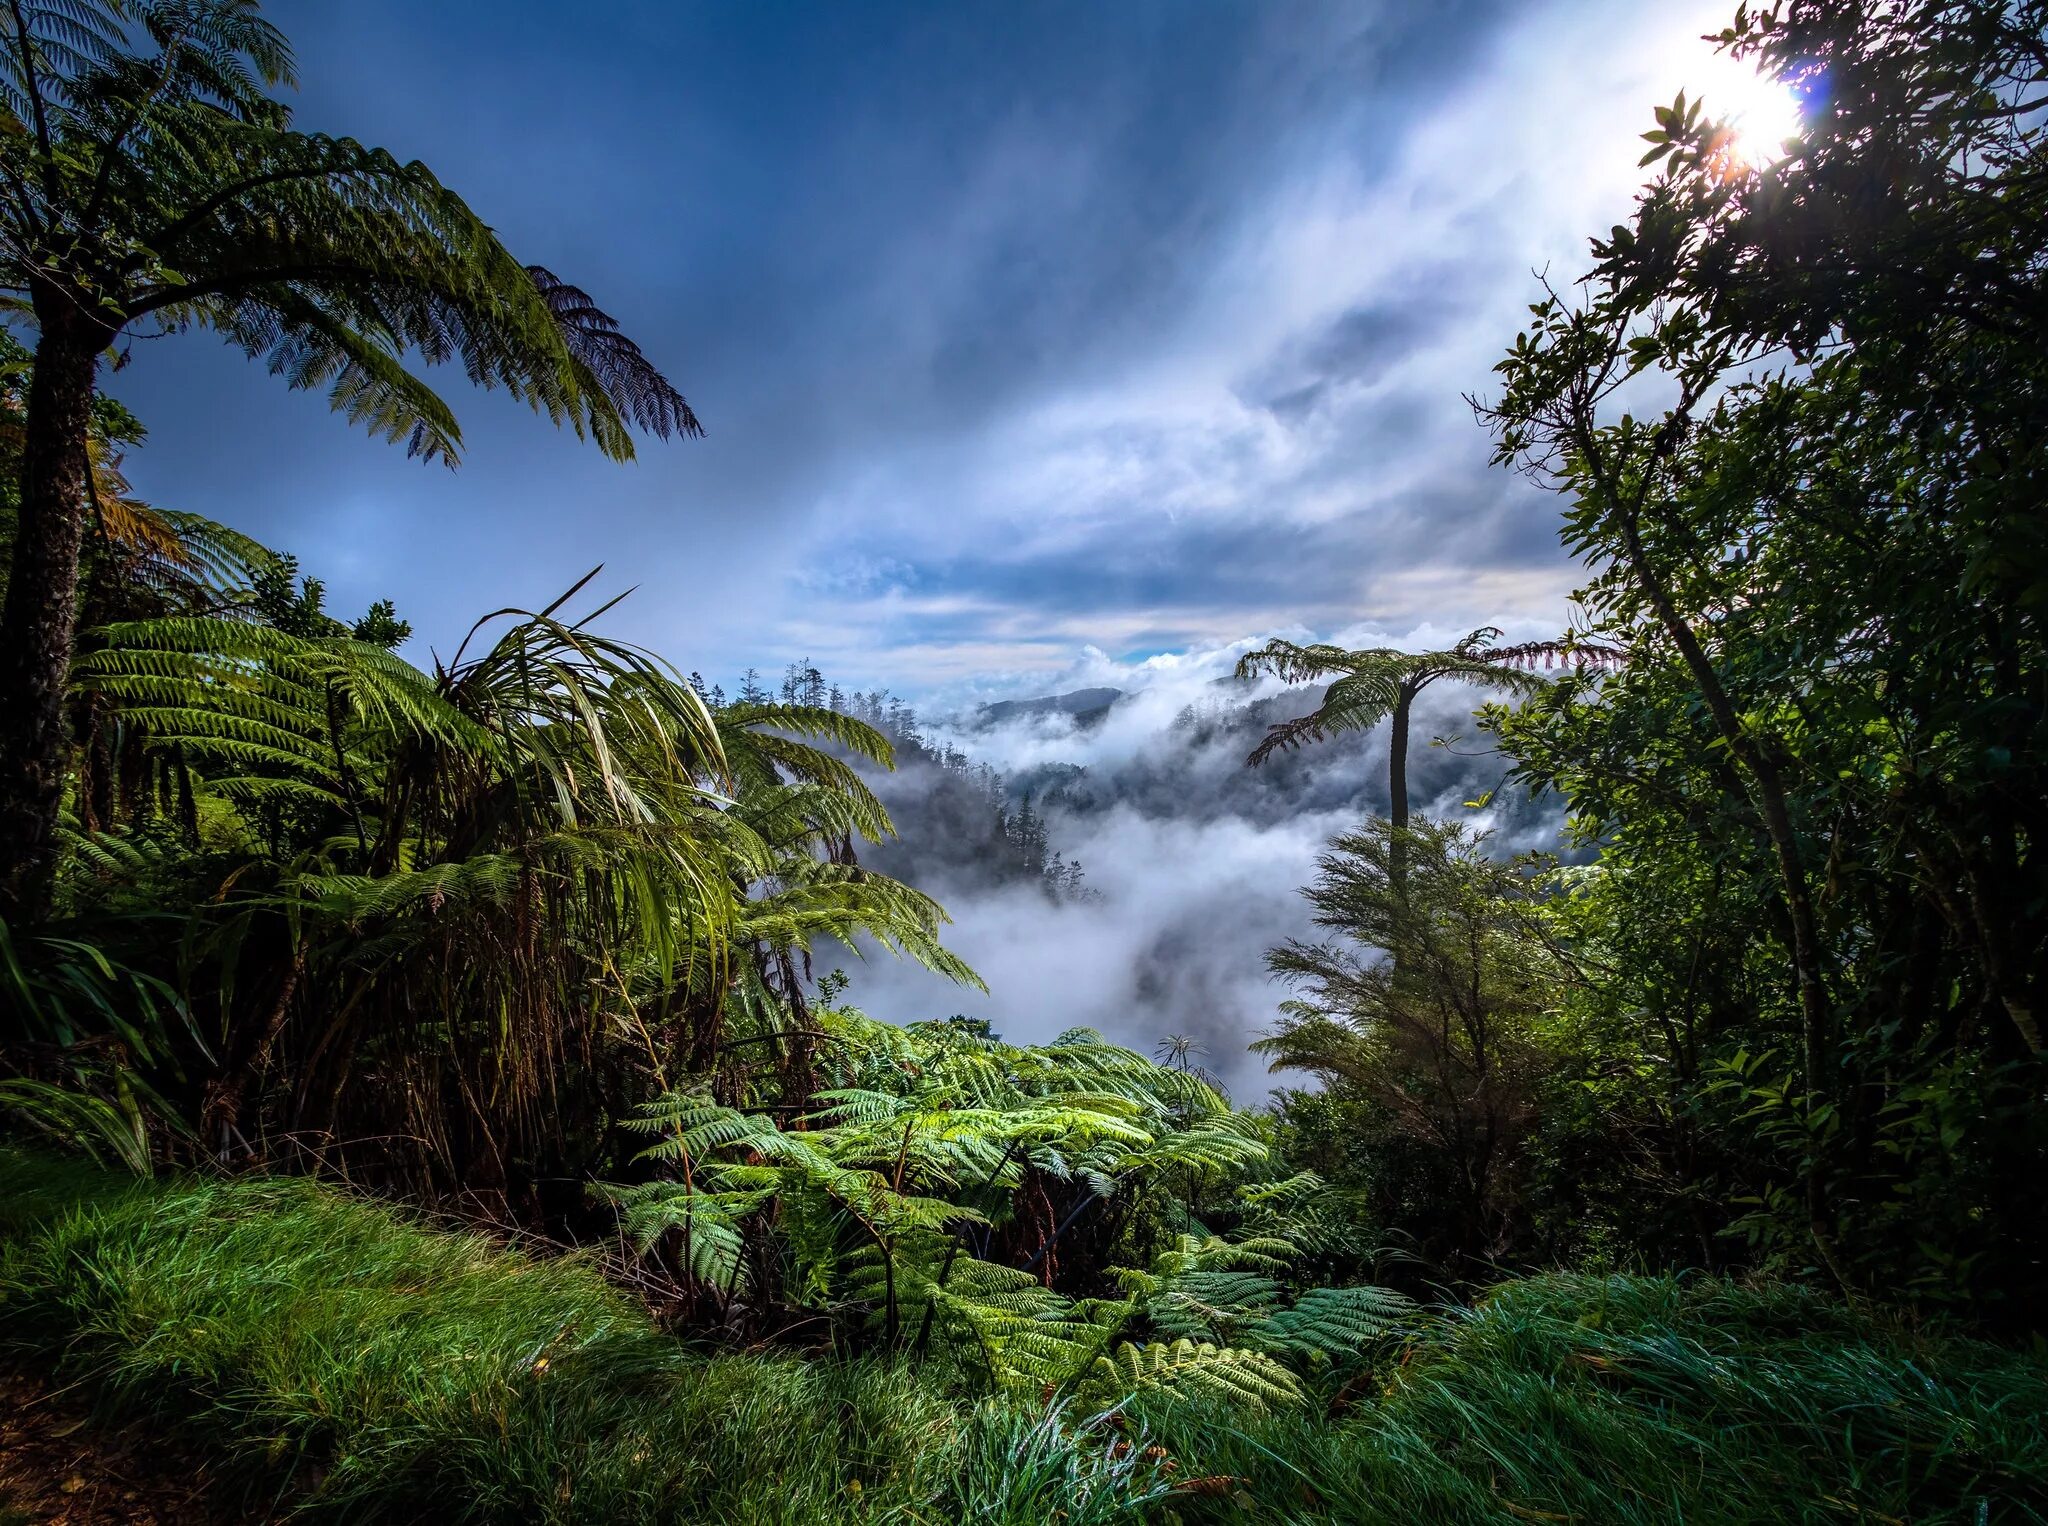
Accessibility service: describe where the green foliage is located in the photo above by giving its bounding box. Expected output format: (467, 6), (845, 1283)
(0, 916), (196, 1172)
(0, 1076), (150, 1174)
(248, 554), (411, 647)
(714, 700), (981, 994)
(0, 1155), (963, 1523)
(0, 3), (698, 463)
(1474, 0), (2048, 1309)
(1259, 819), (1566, 1277)
(1233, 629), (1571, 772)
(1129, 1272), (2048, 1524)
(1244, 1285), (1416, 1365)
(1083, 1338), (1302, 1411)
(5, 1155), (2042, 1524)
(606, 1016), (1413, 1409)
(0, 0), (704, 927)
(31, 554), (979, 1193)
(950, 1398), (1176, 1524)
(64, 586), (740, 1173)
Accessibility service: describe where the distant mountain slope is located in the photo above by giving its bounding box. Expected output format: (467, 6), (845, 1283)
(858, 732), (1094, 902)
(975, 687), (1123, 729)
(739, 663), (1565, 1091)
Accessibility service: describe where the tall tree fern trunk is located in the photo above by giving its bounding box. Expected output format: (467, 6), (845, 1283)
(0, 307), (108, 924)
(1387, 685), (1414, 891)
(1386, 686), (1417, 985)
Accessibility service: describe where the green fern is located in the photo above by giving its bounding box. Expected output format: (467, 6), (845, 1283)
(603, 1015), (1413, 1408)
(1245, 1285), (1416, 1364)
(1082, 1339), (1304, 1412)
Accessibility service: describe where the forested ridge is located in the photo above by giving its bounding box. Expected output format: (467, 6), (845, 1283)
(707, 662), (1100, 903)
(1, 2), (2045, 1523)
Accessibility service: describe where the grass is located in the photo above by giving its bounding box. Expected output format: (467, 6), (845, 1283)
(0, 1151), (978, 1522)
(2, 1149), (2044, 1523)
(1139, 1275), (2048, 1523)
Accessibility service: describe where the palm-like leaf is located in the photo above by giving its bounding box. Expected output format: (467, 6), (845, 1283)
(0, 1), (700, 909)
(72, 578), (751, 1162)
(1082, 1339), (1303, 1412)
(1236, 628), (1614, 767)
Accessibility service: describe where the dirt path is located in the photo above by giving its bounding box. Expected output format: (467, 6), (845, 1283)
(0, 1368), (275, 1525)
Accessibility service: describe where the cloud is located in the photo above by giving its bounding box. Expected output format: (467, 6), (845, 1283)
(842, 626), (1569, 1095)
(106, 0), (1744, 698)
(763, 0), (1747, 687)
(844, 805), (1357, 1101)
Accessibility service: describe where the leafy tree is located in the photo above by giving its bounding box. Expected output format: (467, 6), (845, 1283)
(1476, 0), (2048, 1304)
(0, 0), (699, 921)
(779, 658), (825, 708)
(246, 553), (408, 647)
(1008, 795), (1048, 876)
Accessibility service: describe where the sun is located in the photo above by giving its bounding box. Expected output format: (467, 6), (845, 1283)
(1686, 47), (1810, 168)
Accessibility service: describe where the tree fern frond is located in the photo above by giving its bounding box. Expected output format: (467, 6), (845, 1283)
(1244, 1284), (1416, 1363)
(1083, 1340), (1303, 1412)
(527, 264), (701, 440)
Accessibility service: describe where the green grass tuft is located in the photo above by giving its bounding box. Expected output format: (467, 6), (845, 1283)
(3, 1152), (2043, 1523)
(0, 1153), (964, 1521)
(1135, 1272), (2048, 1523)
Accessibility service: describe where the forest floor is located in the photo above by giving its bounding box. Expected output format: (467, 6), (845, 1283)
(0, 1367), (275, 1526)
(5, 1153), (2046, 1525)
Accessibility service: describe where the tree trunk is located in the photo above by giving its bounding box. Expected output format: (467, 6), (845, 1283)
(1614, 512), (1830, 1099)
(1613, 508), (1848, 1287)
(0, 306), (111, 924)
(1387, 684), (1415, 886)
(201, 942), (306, 1159)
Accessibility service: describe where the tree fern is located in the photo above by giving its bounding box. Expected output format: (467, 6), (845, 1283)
(1235, 629), (1619, 860)
(1244, 1284), (1415, 1364)
(602, 1014), (1415, 1406)
(0, 0), (699, 913)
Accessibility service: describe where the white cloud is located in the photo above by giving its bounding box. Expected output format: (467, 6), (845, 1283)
(844, 631), (1569, 1093)
(767, 0), (1750, 687)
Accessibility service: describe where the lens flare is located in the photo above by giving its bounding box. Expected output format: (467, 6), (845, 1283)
(1690, 48), (1810, 168)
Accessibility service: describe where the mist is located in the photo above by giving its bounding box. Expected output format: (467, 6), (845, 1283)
(837, 629), (1570, 1098)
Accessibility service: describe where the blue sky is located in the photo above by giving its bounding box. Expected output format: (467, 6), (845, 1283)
(107, 0), (1758, 699)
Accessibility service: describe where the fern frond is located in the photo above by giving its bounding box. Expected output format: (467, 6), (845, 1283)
(1245, 1284), (1416, 1364)
(1083, 1340), (1303, 1412)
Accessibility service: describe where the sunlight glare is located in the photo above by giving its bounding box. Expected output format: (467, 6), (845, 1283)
(1687, 47), (1808, 168)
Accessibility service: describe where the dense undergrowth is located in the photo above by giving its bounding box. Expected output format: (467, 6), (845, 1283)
(4, 1151), (2043, 1525)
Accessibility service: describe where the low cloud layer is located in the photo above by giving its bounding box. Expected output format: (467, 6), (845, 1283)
(846, 806), (1359, 1100)
(842, 633), (1567, 1097)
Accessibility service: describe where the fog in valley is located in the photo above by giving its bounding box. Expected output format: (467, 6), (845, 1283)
(836, 627), (1570, 1097)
